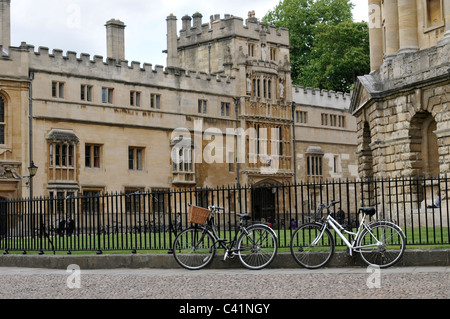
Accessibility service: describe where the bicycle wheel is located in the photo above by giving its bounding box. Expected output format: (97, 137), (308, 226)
(357, 221), (405, 268)
(173, 227), (216, 270)
(290, 223), (335, 269)
(237, 225), (278, 270)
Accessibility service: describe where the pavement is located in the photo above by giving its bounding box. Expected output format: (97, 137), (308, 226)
(0, 265), (447, 301)
(0, 250), (447, 302)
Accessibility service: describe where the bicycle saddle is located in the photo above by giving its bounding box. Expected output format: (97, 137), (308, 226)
(359, 207), (376, 217)
(237, 214), (252, 221)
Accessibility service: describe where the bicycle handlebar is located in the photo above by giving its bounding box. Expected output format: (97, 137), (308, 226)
(321, 200), (340, 209)
(208, 205), (225, 212)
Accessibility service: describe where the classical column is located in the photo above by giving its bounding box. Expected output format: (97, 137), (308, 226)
(368, 0), (383, 71)
(397, 0), (419, 54)
(442, 0), (450, 42)
(384, 0), (399, 58)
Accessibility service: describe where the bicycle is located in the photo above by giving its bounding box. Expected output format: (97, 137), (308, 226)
(290, 200), (406, 269)
(173, 205), (278, 270)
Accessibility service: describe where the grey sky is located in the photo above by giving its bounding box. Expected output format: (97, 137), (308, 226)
(10, 0), (368, 67)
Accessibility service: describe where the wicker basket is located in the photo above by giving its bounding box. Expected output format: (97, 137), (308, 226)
(188, 205), (211, 225)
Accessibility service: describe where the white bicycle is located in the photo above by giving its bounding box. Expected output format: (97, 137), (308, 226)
(290, 201), (406, 269)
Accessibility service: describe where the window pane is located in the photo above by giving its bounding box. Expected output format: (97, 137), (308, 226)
(136, 149), (143, 170)
(55, 145), (61, 166)
(94, 146), (100, 168)
(108, 88), (113, 103)
(52, 82), (57, 97)
(49, 144), (54, 167)
(59, 83), (64, 98)
(102, 88), (107, 103)
(129, 148), (134, 170)
(62, 145), (67, 166)
(85, 145), (91, 167)
(0, 97), (4, 122)
(87, 86), (92, 101)
(68, 145), (74, 167)
(0, 126), (4, 145)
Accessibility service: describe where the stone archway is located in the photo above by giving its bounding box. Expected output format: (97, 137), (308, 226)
(409, 111), (439, 177)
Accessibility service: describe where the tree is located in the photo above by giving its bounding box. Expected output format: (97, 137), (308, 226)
(262, 0), (369, 92)
(303, 22), (370, 92)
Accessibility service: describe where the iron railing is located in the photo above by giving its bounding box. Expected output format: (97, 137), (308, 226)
(0, 176), (448, 254)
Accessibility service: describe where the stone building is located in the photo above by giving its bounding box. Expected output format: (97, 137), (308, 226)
(0, 1), (357, 207)
(351, 0), (450, 179)
(293, 87), (357, 184)
(350, 0), (449, 218)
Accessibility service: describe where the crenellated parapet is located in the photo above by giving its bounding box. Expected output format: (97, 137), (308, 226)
(177, 12), (290, 49)
(17, 43), (235, 93)
(293, 85), (351, 110)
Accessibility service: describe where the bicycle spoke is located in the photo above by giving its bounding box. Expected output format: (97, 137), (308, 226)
(173, 228), (216, 270)
(290, 223), (334, 269)
(237, 226), (277, 270)
(357, 222), (405, 268)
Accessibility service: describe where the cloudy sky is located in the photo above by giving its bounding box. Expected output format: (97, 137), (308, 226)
(10, 0), (369, 67)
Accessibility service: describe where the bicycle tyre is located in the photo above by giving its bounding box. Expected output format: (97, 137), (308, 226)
(290, 223), (335, 269)
(237, 225), (278, 270)
(173, 227), (216, 270)
(357, 221), (405, 269)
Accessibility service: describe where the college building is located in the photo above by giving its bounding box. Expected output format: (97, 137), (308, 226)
(0, 0), (358, 204)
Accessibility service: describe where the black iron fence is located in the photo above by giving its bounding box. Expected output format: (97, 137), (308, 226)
(1, 176), (448, 254)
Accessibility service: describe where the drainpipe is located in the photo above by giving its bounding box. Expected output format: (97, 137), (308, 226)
(28, 71), (34, 199)
(234, 97), (241, 186)
(291, 102), (297, 184)
(292, 102), (298, 218)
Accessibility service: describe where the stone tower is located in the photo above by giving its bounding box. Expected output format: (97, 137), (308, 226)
(0, 0), (11, 50)
(166, 12), (294, 186)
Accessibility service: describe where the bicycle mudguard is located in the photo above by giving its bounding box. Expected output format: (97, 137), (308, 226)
(367, 220), (406, 237)
(247, 223), (278, 239)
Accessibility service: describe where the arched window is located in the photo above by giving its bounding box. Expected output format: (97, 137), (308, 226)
(0, 97), (5, 145)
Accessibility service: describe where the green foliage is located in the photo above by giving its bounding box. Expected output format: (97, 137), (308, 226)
(302, 22), (370, 92)
(262, 0), (370, 92)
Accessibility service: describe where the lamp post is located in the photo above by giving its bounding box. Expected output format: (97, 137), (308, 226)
(28, 161), (38, 199)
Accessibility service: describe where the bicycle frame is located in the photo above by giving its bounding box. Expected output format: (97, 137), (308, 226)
(317, 212), (389, 256)
(200, 207), (276, 260)
(203, 209), (247, 257)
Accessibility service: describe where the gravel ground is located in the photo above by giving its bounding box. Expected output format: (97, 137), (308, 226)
(0, 267), (448, 300)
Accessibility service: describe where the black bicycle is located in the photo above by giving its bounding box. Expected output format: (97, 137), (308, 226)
(173, 205), (278, 270)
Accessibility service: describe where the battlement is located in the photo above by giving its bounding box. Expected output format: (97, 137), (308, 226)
(293, 85), (351, 110)
(11, 42), (235, 93)
(176, 12), (290, 48)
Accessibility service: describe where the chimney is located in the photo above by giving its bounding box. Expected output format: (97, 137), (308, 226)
(105, 19), (126, 61)
(0, 0), (11, 50)
(166, 14), (180, 68)
(192, 12), (202, 29)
